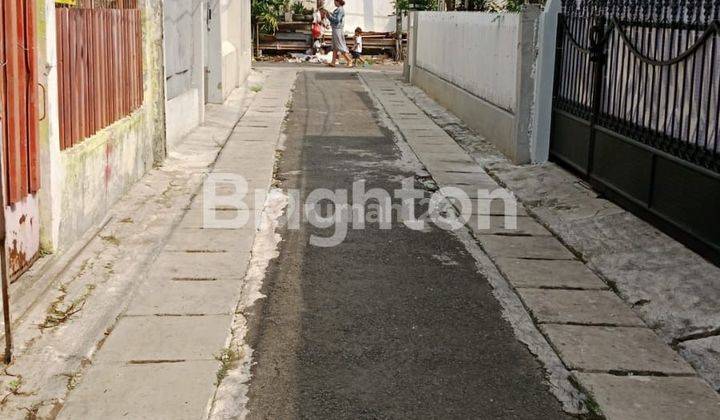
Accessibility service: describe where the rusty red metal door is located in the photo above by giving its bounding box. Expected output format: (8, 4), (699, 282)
(2, 0), (40, 201)
(1, 0), (41, 278)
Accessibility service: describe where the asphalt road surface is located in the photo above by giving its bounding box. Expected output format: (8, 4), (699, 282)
(244, 70), (571, 419)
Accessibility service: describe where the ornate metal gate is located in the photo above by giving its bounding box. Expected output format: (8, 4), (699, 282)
(550, 0), (720, 263)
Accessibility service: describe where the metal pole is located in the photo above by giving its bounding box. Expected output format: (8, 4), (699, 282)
(0, 171), (12, 364)
(395, 6), (402, 61)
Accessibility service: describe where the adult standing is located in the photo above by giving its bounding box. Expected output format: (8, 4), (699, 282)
(312, 0), (329, 53)
(324, 0), (353, 67)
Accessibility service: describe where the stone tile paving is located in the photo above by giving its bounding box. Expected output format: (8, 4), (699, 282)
(397, 70), (720, 394)
(361, 71), (720, 418)
(57, 69), (296, 419)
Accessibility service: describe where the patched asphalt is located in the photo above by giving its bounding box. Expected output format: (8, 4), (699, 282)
(244, 70), (571, 419)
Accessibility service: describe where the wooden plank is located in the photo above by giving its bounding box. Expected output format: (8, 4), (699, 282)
(68, 10), (79, 146)
(16, 0), (29, 198)
(79, 8), (85, 142)
(135, 9), (142, 108)
(0, 0), (7, 200)
(102, 10), (108, 126)
(123, 11), (130, 114)
(56, 9), (66, 149)
(93, 10), (100, 132)
(62, 9), (72, 148)
(85, 10), (94, 137)
(112, 11), (119, 121)
(25, 0), (39, 192)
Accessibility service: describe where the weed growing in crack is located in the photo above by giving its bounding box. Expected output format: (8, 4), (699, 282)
(0, 376), (29, 406)
(6, 378), (21, 394)
(251, 85), (263, 93)
(40, 284), (97, 330)
(100, 235), (121, 246)
(214, 347), (240, 386)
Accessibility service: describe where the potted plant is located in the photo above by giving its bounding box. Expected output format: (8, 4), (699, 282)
(291, 1), (306, 21)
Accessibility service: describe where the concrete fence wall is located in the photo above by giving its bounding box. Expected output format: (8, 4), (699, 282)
(165, 0), (252, 148)
(38, 0), (167, 253)
(164, 0), (206, 149)
(207, 0), (252, 104)
(406, 5), (557, 164)
(345, 0), (397, 33)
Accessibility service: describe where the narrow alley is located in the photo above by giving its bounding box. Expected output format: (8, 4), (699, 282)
(1, 1), (720, 418)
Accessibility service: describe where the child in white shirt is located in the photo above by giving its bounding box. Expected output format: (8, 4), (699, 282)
(351, 27), (366, 67)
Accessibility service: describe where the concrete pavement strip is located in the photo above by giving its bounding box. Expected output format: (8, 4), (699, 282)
(0, 68), (295, 419)
(56, 70), (297, 419)
(398, 70), (720, 393)
(360, 71), (720, 418)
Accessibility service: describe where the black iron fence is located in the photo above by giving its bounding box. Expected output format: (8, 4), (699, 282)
(551, 0), (720, 264)
(554, 0), (719, 172)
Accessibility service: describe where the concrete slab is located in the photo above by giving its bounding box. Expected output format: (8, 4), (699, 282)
(467, 215), (552, 236)
(149, 251), (250, 280)
(494, 258), (608, 289)
(417, 152), (477, 164)
(425, 161), (487, 174)
(409, 143), (467, 156)
(518, 289), (645, 326)
(58, 361), (219, 420)
(96, 315), (232, 362)
(125, 279), (241, 316)
(680, 336), (720, 391)
(165, 227), (256, 253)
(179, 207), (261, 230)
(541, 325), (695, 374)
(432, 172), (496, 187)
(189, 189), (268, 212)
(477, 235), (576, 260)
(440, 183), (509, 199)
(573, 373), (720, 420)
(451, 197), (528, 216)
(213, 156), (275, 176)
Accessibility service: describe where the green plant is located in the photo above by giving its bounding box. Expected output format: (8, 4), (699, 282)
(395, 0), (438, 11)
(214, 347), (240, 385)
(252, 0), (285, 34)
(291, 1), (305, 14)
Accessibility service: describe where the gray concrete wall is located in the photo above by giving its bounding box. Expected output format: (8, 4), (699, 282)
(529, 0), (560, 163)
(164, 0), (205, 148)
(207, 0), (251, 104)
(408, 8), (543, 164)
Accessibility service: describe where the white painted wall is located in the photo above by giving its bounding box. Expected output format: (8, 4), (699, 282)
(37, 0), (62, 256)
(164, 0), (205, 149)
(208, 0), (251, 103)
(415, 12), (519, 113)
(344, 0), (396, 33)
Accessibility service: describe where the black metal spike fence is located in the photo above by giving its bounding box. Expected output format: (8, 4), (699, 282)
(554, 0), (720, 172)
(551, 0), (720, 264)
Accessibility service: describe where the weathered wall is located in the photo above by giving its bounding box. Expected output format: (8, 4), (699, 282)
(0, 0), (58, 275)
(37, 0), (62, 255)
(164, 0), (205, 148)
(408, 9), (541, 164)
(51, 0), (166, 252)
